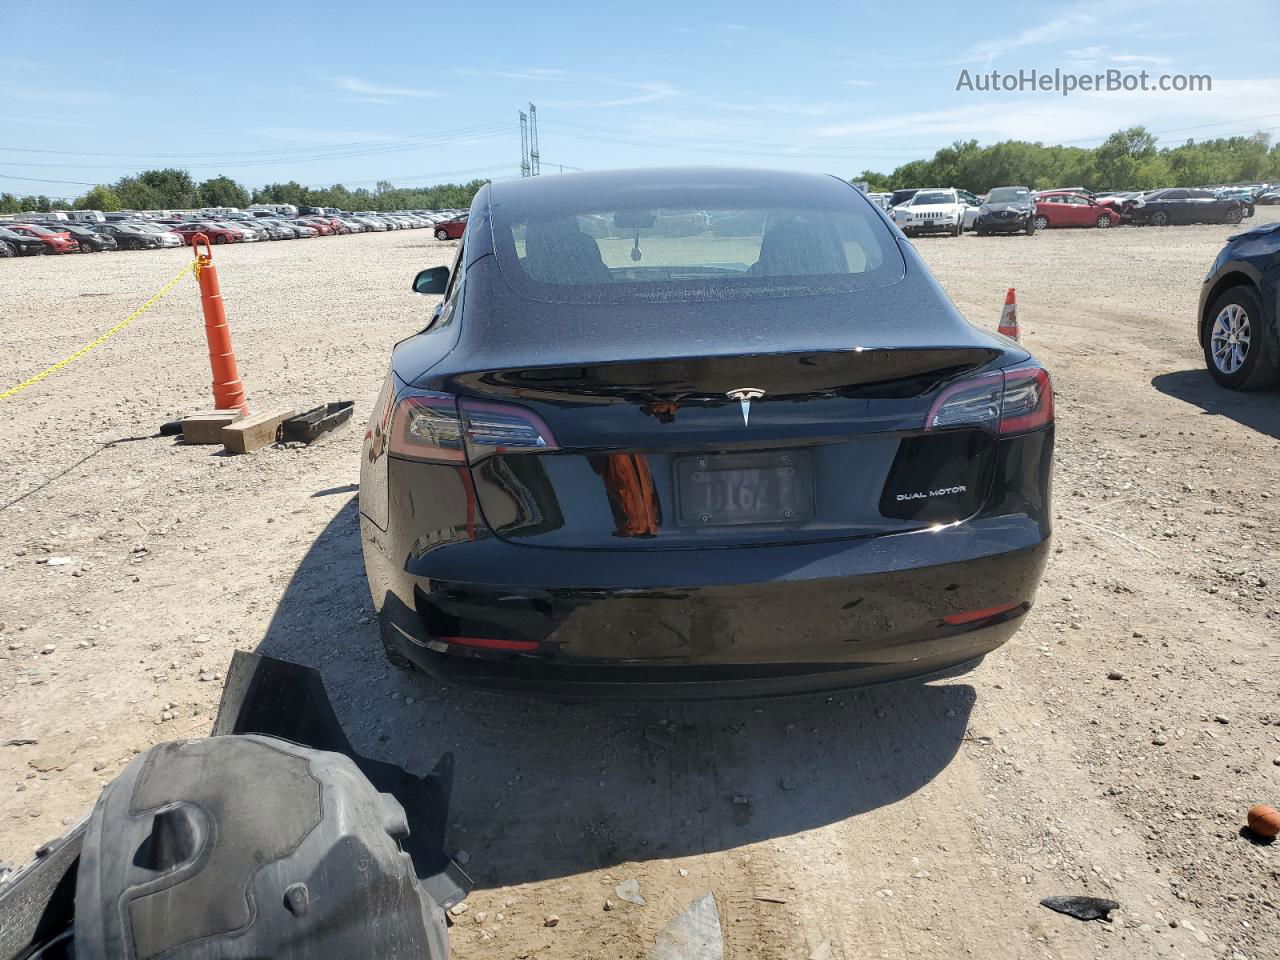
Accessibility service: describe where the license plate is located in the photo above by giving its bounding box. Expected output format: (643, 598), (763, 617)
(675, 451), (813, 526)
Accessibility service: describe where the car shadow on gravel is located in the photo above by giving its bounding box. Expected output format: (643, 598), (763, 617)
(255, 496), (976, 889)
(1152, 369), (1280, 440)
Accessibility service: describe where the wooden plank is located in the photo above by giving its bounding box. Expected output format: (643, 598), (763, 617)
(181, 409), (243, 445)
(220, 407), (295, 454)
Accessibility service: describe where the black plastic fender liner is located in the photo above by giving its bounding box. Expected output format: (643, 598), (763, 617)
(74, 735), (448, 960)
(211, 651), (471, 911)
(1, 652), (469, 960)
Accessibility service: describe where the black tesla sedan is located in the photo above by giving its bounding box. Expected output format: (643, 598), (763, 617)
(1198, 218), (1280, 389)
(360, 167), (1055, 698)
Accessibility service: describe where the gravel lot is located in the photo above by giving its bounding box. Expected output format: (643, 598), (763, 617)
(2, 214), (1278, 959)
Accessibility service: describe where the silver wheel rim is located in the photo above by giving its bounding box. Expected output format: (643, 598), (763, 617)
(1210, 303), (1250, 375)
(1034, 217), (1048, 230)
(1097, 216), (1110, 228)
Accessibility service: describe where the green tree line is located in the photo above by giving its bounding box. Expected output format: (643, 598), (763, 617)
(855, 127), (1280, 193)
(3, 124), (1278, 215)
(0, 169), (488, 215)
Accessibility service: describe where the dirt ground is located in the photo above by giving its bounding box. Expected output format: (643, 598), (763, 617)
(2, 212), (1278, 960)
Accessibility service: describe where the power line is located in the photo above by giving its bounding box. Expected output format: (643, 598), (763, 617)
(0, 122), (512, 160)
(0, 128), (511, 172)
(0, 173), (99, 187)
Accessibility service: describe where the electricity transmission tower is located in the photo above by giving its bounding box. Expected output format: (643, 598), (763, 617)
(519, 110), (530, 178)
(528, 103), (540, 176)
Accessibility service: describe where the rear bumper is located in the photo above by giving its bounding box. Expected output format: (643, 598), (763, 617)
(364, 513), (1050, 699)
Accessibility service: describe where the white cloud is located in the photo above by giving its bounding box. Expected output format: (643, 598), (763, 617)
(961, 12), (1096, 64)
(334, 77), (436, 99)
(807, 76), (1280, 148)
(1110, 53), (1172, 65)
(543, 81), (678, 109)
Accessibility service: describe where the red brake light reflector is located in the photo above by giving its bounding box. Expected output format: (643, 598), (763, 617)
(941, 602), (1024, 625)
(439, 635), (540, 652)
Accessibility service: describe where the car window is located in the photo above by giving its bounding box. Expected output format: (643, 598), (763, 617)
(1163, 190), (1188, 200)
(430, 238), (466, 332)
(493, 186), (903, 304)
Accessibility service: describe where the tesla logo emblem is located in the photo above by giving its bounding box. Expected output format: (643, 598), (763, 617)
(726, 387), (766, 425)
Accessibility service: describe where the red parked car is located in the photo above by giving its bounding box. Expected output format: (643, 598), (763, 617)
(4, 223), (80, 253)
(1032, 192), (1121, 230)
(295, 218), (334, 236)
(433, 215), (467, 240)
(168, 221), (244, 245)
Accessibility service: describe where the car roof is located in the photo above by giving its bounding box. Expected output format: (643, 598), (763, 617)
(486, 166), (853, 215)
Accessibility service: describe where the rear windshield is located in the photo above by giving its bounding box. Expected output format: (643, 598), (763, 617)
(492, 186), (903, 304)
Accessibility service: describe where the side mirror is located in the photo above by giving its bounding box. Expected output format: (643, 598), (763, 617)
(412, 266), (450, 295)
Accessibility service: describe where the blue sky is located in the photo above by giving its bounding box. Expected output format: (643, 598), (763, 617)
(1, 0), (1278, 196)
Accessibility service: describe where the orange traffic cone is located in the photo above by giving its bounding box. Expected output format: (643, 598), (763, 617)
(193, 234), (249, 415)
(998, 288), (1020, 341)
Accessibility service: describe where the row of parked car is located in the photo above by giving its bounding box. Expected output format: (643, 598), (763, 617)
(871, 182), (1278, 238)
(0, 207), (470, 257)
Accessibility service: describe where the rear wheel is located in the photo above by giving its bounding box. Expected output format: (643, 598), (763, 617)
(1224, 206), (1243, 225)
(1095, 214), (1112, 228)
(1033, 215), (1049, 231)
(1203, 285), (1279, 390)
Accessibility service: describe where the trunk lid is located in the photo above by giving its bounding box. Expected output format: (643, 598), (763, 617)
(453, 347), (1004, 550)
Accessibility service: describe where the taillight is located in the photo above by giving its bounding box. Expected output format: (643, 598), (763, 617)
(387, 391), (558, 463)
(999, 366), (1054, 434)
(459, 398), (558, 460)
(388, 392), (465, 463)
(925, 363), (1053, 436)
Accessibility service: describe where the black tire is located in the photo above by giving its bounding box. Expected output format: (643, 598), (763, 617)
(435, 228), (448, 240)
(0, 240), (13, 258)
(213, 233), (227, 244)
(1202, 284), (1279, 390)
(1025, 219), (1036, 235)
(952, 220), (963, 237)
(1033, 215), (1049, 231)
(1150, 210), (1169, 226)
(974, 228), (988, 237)
(1224, 206), (1243, 225)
